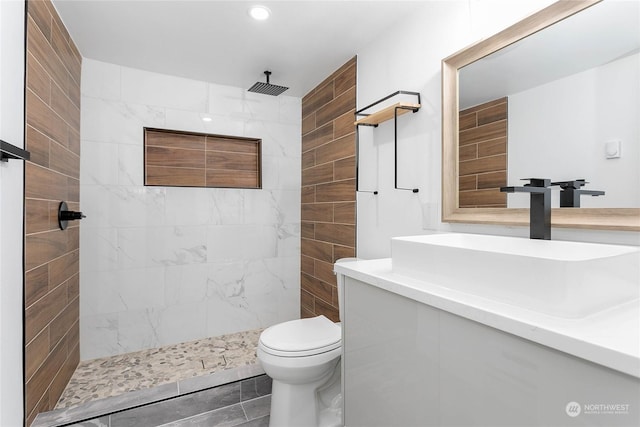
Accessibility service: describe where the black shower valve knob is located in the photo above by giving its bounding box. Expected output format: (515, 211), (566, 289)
(60, 210), (86, 221)
(58, 201), (86, 230)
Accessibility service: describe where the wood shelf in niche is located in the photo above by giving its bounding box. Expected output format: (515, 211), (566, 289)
(353, 102), (421, 126)
(144, 128), (262, 189)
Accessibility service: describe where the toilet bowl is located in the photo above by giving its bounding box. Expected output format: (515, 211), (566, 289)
(257, 258), (356, 427)
(258, 315), (341, 427)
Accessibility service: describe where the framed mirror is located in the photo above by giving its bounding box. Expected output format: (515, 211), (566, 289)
(442, 0), (640, 231)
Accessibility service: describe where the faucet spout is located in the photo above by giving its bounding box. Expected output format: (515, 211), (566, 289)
(550, 179), (605, 207)
(500, 178), (551, 240)
(500, 186), (548, 194)
(579, 190), (606, 196)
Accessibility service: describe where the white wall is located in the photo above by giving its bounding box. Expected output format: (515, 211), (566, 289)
(509, 52), (640, 208)
(356, 0), (640, 259)
(80, 59), (301, 360)
(0, 0), (25, 424)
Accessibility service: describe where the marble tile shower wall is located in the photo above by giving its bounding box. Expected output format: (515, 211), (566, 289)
(80, 59), (301, 360)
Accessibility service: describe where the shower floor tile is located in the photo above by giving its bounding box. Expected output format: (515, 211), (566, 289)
(56, 329), (262, 409)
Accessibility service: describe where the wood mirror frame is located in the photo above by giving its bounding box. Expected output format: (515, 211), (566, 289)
(441, 0), (640, 231)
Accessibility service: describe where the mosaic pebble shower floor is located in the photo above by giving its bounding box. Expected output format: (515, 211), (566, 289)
(56, 329), (262, 409)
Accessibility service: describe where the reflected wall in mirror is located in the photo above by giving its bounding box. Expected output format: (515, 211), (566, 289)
(442, 0), (640, 230)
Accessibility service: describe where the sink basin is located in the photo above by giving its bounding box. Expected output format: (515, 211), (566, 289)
(391, 233), (640, 318)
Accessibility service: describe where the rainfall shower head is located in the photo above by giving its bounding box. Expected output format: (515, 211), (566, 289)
(248, 71), (289, 96)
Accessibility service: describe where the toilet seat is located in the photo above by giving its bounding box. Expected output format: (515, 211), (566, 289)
(259, 315), (341, 357)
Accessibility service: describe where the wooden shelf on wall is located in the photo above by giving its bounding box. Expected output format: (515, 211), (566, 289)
(354, 102), (421, 126)
(354, 91), (421, 193)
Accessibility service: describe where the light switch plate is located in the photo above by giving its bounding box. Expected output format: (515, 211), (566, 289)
(605, 139), (621, 159)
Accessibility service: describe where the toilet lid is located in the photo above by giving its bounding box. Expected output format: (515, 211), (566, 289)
(259, 315), (341, 356)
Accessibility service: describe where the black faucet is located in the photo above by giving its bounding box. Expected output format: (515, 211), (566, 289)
(500, 178), (551, 240)
(550, 179), (605, 207)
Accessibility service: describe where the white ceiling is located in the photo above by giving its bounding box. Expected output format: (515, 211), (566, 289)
(52, 0), (426, 97)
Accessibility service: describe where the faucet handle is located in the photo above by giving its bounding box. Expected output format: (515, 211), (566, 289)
(521, 178), (551, 188)
(550, 179), (587, 189)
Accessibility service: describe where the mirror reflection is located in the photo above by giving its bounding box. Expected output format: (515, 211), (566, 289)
(458, 0), (639, 209)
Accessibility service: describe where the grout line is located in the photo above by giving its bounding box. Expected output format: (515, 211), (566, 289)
(27, 14), (80, 91)
(241, 395), (271, 422)
(28, 317), (79, 388)
(160, 402), (248, 427)
(25, 86), (79, 137)
(239, 400), (250, 423)
(24, 272), (79, 314)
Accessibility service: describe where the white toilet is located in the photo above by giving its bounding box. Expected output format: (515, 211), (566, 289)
(257, 259), (354, 427)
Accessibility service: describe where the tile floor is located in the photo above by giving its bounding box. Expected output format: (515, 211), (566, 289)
(34, 329), (268, 427)
(69, 375), (272, 427)
(57, 329), (262, 408)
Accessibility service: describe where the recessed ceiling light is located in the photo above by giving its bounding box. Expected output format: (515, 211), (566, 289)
(249, 5), (271, 21)
(202, 116), (212, 122)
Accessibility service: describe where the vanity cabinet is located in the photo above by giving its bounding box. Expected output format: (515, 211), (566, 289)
(342, 277), (640, 427)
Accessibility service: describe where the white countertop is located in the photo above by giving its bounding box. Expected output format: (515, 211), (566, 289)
(335, 258), (640, 378)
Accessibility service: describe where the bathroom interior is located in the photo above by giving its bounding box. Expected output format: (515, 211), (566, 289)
(0, 0), (639, 426)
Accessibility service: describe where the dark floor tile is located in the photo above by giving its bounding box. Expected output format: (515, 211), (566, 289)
(240, 375), (272, 401)
(241, 395), (271, 421)
(159, 403), (247, 427)
(178, 365), (264, 396)
(110, 382), (241, 427)
(68, 417), (109, 427)
(235, 415), (269, 427)
(33, 383), (178, 427)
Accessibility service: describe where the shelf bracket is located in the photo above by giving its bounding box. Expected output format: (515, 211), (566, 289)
(0, 139), (30, 162)
(355, 124), (379, 195)
(354, 91), (421, 194)
(394, 105), (419, 193)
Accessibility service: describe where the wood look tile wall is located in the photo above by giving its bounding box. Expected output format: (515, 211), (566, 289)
(301, 57), (356, 322)
(25, 1), (81, 424)
(458, 97), (508, 208)
(144, 128), (261, 189)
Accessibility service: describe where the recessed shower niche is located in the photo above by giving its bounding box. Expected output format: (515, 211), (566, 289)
(144, 128), (262, 189)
